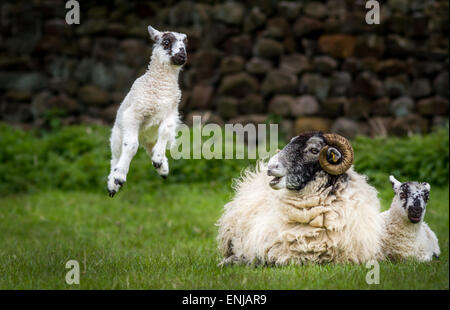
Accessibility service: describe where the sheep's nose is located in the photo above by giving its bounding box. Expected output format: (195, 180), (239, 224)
(413, 199), (421, 208)
(268, 163), (283, 177)
(410, 204), (422, 215)
(171, 51), (187, 65)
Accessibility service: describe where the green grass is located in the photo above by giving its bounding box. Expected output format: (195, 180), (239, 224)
(0, 183), (448, 289)
(0, 123), (448, 289)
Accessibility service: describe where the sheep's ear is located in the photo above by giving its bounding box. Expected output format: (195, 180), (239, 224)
(389, 175), (401, 192)
(148, 25), (161, 42)
(423, 182), (430, 191)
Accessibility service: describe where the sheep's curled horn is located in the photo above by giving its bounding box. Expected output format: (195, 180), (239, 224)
(319, 134), (354, 175)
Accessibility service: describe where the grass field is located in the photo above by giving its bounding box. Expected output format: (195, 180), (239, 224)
(0, 124), (448, 289)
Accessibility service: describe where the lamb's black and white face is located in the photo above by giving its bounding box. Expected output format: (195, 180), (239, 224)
(390, 176), (430, 224)
(267, 132), (327, 190)
(148, 26), (187, 66)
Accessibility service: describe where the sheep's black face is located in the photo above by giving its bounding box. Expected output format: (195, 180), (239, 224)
(390, 176), (430, 224)
(267, 132), (326, 190)
(148, 26), (187, 67)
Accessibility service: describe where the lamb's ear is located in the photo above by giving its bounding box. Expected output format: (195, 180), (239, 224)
(389, 175), (401, 192)
(148, 26), (161, 42)
(423, 182), (430, 191)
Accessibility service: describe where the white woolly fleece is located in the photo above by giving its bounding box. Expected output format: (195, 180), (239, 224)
(217, 162), (385, 265)
(381, 200), (440, 262)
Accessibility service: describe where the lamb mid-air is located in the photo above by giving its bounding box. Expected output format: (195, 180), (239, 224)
(107, 26), (187, 197)
(381, 176), (440, 262)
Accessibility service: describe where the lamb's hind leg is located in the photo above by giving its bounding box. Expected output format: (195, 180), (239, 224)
(109, 124), (122, 172)
(107, 112), (140, 197)
(151, 115), (177, 178)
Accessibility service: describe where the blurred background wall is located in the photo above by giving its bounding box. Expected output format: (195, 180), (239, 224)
(0, 0), (448, 139)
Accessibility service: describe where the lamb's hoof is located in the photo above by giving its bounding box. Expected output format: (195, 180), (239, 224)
(160, 174), (168, 179)
(114, 178), (125, 186)
(108, 190), (116, 198)
(152, 161), (162, 169)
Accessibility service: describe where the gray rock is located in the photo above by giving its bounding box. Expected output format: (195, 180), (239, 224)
(353, 71), (385, 98)
(372, 97), (391, 116)
(417, 97), (449, 116)
(225, 34), (253, 58)
(268, 95), (295, 116)
(219, 56), (245, 74)
(303, 2), (328, 19)
(78, 85), (109, 106)
(293, 17), (323, 37)
(291, 95), (319, 116)
(277, 1), (302, 20)
(217, 97), (239, 119)
(389, 0), (410, 13)
(280, 54), (312, 75)
(355, 35), (385, 58)
(341, 58), (361, 74)
(245, 57), (273, 75)
(10, 72), (47, 92)
(322, 97), (348, 117)
(384, 75), (409, 98)
(409, 78), (431, 99)
(191, 84), (214, 109)
(433, 71), (449, 98)
(314, 56), (338, 74)
(218, 72), (259, 97)
(300, 73), (330, 101)
(239, 94), (264, 114)
(262, 70), (298, 96)
(263, 17), (289, 39)
(91, 62), (115, 91)
(244, 7), (267, 32)
(330, 72), (352, 97)
(390, 96), (414, 117)
(376, 59), (408, 75)
(74, 58), (96, 84)
(344, 96), (372, 120)
(253, 38), (284, 58)
(331, 117), (360, 140)
(213, 2), (244, 25)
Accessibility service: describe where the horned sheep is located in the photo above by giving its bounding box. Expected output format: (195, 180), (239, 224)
(217, 132), (385, 265)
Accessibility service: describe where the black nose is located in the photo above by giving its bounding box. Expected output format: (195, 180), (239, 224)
(171, 51), (186, 65)
(413, 199), (421, 208)
(411, 206), (421, 212)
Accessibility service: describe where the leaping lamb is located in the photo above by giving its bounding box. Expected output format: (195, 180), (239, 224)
(217, 132), (385, 265)
(381, 176), (440, 262)
(107, 26), (188, 197)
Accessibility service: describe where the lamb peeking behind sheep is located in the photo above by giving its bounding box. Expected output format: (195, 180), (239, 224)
(107, 26), (187, 197)
(381, 176), (440, 262)
(217, 132), (384, 265)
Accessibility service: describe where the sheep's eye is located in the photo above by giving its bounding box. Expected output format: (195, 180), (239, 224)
(399, 192), (407, 200)
(310, 148), (319, 155)
(163, 39), (169, 47)
(423, 192), (429, 202)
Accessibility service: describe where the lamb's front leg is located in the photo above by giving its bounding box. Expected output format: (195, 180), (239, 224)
(151, 116), (177, 178)
(107, 113), (141, 197)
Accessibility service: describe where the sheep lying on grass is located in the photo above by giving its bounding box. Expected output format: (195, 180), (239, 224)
(107, 26), (187, 197)
(217, 132), (384, 265)
(381, 176), (440, 262)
